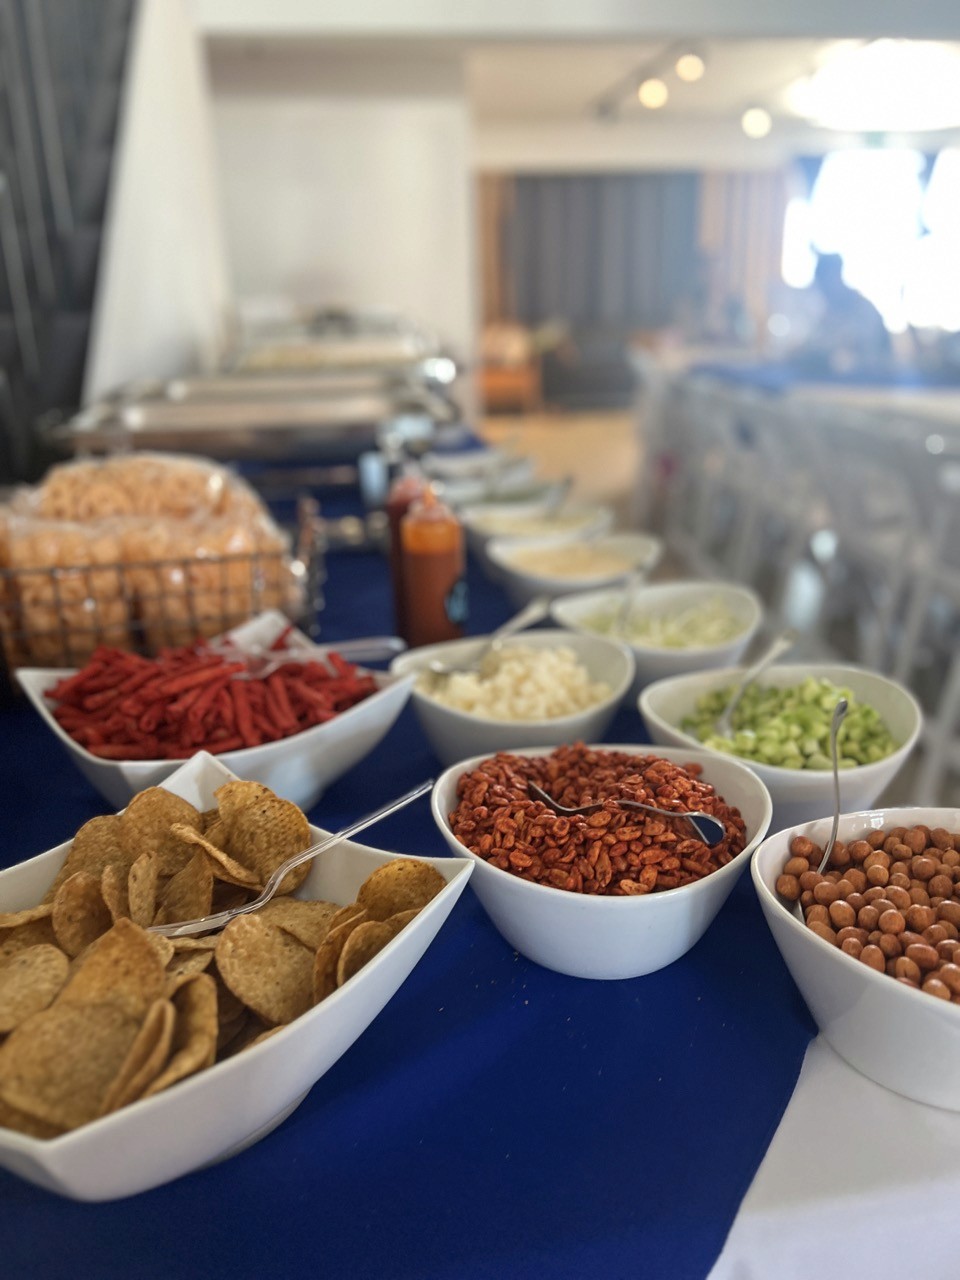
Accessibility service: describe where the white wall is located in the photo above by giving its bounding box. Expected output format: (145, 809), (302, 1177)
(208, 49), (476, 364)
(84, 0), (230, 402)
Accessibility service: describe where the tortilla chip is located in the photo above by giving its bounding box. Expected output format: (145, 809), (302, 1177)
(356, 859), (446, 922)
(255, 898), (339, 951)
(142, 973), (217, 1097)
(100, 998), (176, 1114)
(120, 788), (203, 876)
(0, 945), (70, 1033)
(153, 850), (213, 928)
(51, 872), (113, 957)
(43, 815), (131, 903)
(215, 916), (314, 1025)
(336, 920), (396, 986)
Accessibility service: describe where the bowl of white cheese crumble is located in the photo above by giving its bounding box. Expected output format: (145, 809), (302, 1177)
(389, 629), (635, 766)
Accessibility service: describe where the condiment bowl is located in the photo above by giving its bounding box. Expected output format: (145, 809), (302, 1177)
(550, 578), (763, 701)
(460, 501), (614, 575)
(431, 744), (773, 980)
(753, 806), (960, 1110)
(16, 611), (414, 814)
(486, 531), (663, 608)
(389, 629), (634, 767)
(639, 663), (922, 830)
(0, 752), (473, 1199)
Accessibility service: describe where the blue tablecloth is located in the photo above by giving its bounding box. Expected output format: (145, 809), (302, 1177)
(0, 521), (816, 1280)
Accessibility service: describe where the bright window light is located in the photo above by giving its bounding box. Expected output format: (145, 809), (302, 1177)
(788, 40), (960, 132)
(781, 147), (960, 334)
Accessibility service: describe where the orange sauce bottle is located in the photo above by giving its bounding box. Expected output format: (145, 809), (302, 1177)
(386, 466), (427, 642)
(399, 485), (467, 648)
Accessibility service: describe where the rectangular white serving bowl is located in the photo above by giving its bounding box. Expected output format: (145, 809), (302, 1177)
(16, 610), (414, 812)
(0, 752), (472, 1200)
(753, 806), (960, 1111)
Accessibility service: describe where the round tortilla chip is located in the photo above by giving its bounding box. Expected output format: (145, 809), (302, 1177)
(100, 862), (131, 923)
(0, 1095), (65, 1140)
(120, 788), (203, 877)
(255, 898), (340, 951)
(52, 872), (113, 957)
(142, 973), (217, 1099)
(215, 916), (314, 1026)
(216, 784), (312, 894)
(60, 920), (166, 1020)
(0, 1000), (143, 1131)
(43, 815), (131, 903)
(153, 850), (214, 928)
(336, 920), (396, 987)
(100, 998), (176, 1115)
(312, 912), (368, 1004)
(356, 859), (446, 922)
(127, 852), (159, 928)
(171, 824), (261, 889)
(0, 945), (70, 1033)
(0, 916), (58, 967)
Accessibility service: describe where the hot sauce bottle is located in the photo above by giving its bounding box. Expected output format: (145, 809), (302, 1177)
(399, 485), (468, 648)
(385, 465), (427, 642)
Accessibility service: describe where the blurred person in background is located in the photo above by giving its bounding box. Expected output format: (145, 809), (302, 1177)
(795, 252), (892, 375)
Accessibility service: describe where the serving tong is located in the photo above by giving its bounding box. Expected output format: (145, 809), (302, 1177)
(210, 635), (407, 680)
(149, 780), (434, 939)
(792, 697), (849, 923)
(527, 781), (725, 847)
(714, 627), (798, 739)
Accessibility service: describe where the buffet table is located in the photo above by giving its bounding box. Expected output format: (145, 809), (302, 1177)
(0, 517), (821, 1280)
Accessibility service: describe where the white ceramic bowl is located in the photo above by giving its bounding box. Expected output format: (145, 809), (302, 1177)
(420, 450), (538, 507)
(639, 663), (923, 832)
(432, 744), (773, 980)
(753, 806), (960, 1110)
(389, 629), (635, 767)
(550, 579), (763, 701)
(16, 610), (414, 813)
(0, 752), (472, 1200)
(461, 501), (614, 575)
(486, 531), (664, 609)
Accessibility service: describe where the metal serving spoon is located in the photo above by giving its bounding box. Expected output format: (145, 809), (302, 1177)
(213, 635), (407, 680)
(793, 697), (849, 922)
(426, 596), (551, 677)
(527, 780), (725, 847)
(714, 626), (798, 739)
(149, 779), (433, 939)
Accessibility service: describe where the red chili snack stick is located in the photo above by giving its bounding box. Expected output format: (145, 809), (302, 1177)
(46, 639), (378, 760)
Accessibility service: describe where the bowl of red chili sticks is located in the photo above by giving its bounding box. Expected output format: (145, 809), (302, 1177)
(15, 610), (415, 812)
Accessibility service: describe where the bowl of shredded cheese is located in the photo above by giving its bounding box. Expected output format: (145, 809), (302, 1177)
(551, 579), (763, 698)
(389, 629), (635, 766)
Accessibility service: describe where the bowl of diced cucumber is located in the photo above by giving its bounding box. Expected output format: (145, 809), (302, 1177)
(639, 663), (923, 828)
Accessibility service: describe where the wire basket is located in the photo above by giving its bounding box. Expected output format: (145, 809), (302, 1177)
(0, 499), (326, 700)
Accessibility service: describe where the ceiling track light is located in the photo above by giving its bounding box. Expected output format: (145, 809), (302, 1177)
(638, 77), (669, 109)
(741, 106), (773, 139)
(675, 51), (706, 82)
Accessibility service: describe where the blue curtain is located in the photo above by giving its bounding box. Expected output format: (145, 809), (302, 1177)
(505, 172), (701, 331)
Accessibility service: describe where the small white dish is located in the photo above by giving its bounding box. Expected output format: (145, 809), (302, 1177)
(390, 629), (635, 767)
(461, 501), (614, 576)
(551, 579), (763, 701)
(0, 752), (472, 1200)
(753, 806), (960, 1111)
(486, 531), (663, 608)
(639, 662), (922, 831)
(432, 744), (772, 980)
(16, 610), (414, 813)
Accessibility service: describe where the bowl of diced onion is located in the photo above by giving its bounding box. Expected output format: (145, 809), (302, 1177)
(639, 663), (922, 829)
(550, 578), (763, 700)
(389, 629), (634, 767)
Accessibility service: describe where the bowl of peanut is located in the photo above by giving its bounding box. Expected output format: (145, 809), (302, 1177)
(431, 742), (773, 979)
(753, 807), (960, 1110)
